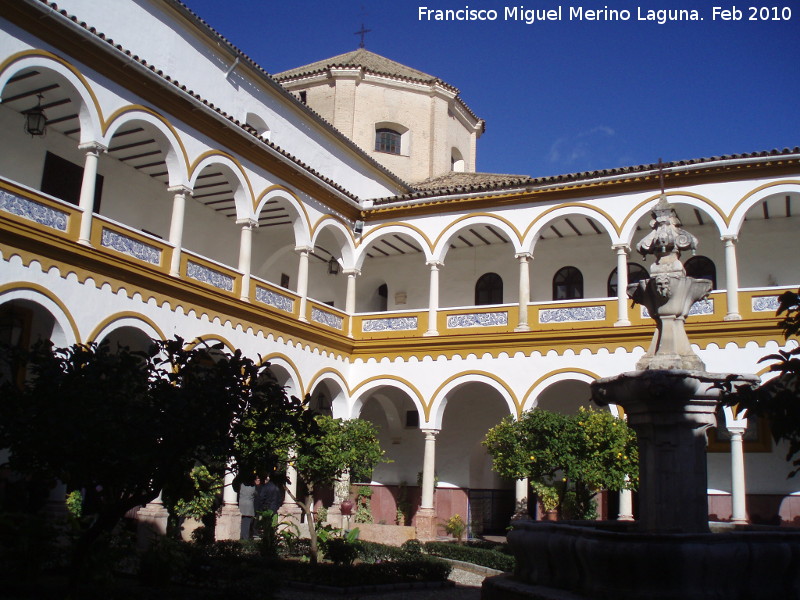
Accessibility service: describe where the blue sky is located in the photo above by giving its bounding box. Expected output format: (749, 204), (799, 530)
(181, 0), (799, 178)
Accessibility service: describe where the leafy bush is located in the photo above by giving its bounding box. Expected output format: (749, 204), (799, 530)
(279, 556), (451, 586)
(401, 538), (423, 555)
(443, 513), (467, 541)
(139, 536), (191, 586)
(424, 541), (515, 571)
(357, 539), (408, 563)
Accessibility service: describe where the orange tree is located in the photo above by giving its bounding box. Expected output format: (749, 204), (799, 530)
(483, 407), (638, 519)
(0, 338), (306, 587)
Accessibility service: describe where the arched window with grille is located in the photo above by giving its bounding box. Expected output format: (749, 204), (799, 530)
(553, 266), (583, 300)
(685, 256), (716, 289)
(375, 128), (402, 154)
(475, 272), (503, 305)
(607, 263), (649, 297)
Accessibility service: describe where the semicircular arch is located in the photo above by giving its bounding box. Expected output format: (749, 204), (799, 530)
(0, 282), (80, 346)
(350, 376), (426, 421)
(620, 192), (727, 244)
(523, 204), (617, 253)
(429, 371), (518, 429)
(87, 312), (166, 345)
(433, 214), (523, 262)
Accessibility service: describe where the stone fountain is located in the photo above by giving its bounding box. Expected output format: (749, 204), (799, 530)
(483, 196), (800, 600)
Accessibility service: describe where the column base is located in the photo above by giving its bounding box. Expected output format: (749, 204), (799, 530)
(137, 502), (169, 547)
(77, 239), (93, 247)
(614, 319), (631, 327)
(724, 313), (742, 321)
(423, 330), (439, 337)
(215, 504), (242, 541)
(415, 507), (437, 541)
(514, 324), (531, 332)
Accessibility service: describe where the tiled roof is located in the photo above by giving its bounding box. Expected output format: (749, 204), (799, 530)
(373, 148), (800, 205)
(413, 172), (532, 191)
(274, 48), (446, 87)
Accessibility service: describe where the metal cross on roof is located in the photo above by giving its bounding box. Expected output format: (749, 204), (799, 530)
(355, 23), (371, 48)
(657, 157), (668, 195)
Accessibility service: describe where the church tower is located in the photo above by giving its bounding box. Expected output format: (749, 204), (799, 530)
(274, 49), (485, 185)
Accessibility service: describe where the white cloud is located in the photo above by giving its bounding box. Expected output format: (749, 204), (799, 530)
(548, 126), (616, 167)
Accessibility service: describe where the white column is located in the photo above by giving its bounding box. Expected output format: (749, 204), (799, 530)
(420, 429), (439, 509)
(424, 261), (442, 337)
(344, 268), (360, 337)
(222, 468), (238, 506)
(729, 424), (748, 524)
(77, 142), (106, 245)
(722, 235), (742, 321)
(514, 478), (529, 517)
(295, 246), (311, 322)
(515, 253), (531, 332)
(618, 487), (634, 521)
(167, 186), (190, 277)
(613, 244), (631, 326)
(237, 219), (257, 301)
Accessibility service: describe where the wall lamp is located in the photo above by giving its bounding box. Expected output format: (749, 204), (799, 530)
(23, 94), (47, 136)
(327, 256), (340, 275)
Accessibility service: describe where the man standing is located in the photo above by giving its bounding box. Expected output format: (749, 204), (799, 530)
(238, 475), (256, 540)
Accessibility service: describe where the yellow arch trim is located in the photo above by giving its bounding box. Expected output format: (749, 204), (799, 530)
(0, 281), (81, 343)
(730, 180), (800, 219)
(350, 375), (426, 410)
(306, 367), (352, 397)
(619, 191), (728, 233)
(429, 370), (519, 421)
(522, 203), (619, 240)
(259, 352), (306, 398)
(254, 184), (312, 232)
(86, 311), (167, 344)
(358, 222), (435, 253)
(185, 334), (237, 353)
(434, 212), (523, 249)
(104, 105), (191, 175)
(190, 150), (256, 206)
(311, 214), (356, 246)
(0, 50), (104, 128)
(522, 367), (602, 416)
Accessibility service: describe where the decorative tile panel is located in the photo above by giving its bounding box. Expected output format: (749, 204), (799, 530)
(641, 298), (714, 318)
(752, 296), (779, 313)
(539, 306), (605, 324)
(362, 316), (418, 332)
(312, 307), (343, 330)
(101, 228), (161, 265)
(447, 311), (508, 329)
(0, 189), (68, 231)
(256, 286), (294, 313)
(187, 261), (234, 292)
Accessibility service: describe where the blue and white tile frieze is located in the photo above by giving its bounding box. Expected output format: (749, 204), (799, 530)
(641, 298), (713, 319)
(447, 312), (508, 329)
(0, 189), (68, 231)
(187, 261), (234, 292)
(312, 307), (344, 330)
(362, 316), (418, 332)
(752, 296), (779, 313)
(539, 306), (606, 324)
(101, 228), (161, 265)
(255, 286), (294, 313)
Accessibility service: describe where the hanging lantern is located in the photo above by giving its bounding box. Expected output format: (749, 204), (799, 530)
(23, 94), (47, 136)
(327, 256), (340, 275)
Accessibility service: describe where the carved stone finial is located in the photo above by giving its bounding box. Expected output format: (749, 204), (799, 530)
(635, 194), (698, 276)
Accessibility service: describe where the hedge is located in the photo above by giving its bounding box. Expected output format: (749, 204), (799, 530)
(423, 541), (515, 571)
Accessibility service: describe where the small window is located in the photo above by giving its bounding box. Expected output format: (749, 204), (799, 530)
(41, 152), (103, 211)
(475, 273), (503, 305)
(405, 410), (419, 428)
(607, 263), (649, 297)
(280, 273), (291, 289)
(685, 256), (716, 289)
(299, 91), (307, 104)
(553, 266), (583, 300)
(451, 147), (465, 172)
(375, 128), (401, 154)
(377, 283), (388, 312)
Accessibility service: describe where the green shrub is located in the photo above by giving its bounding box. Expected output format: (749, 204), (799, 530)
(401, 538), (423, 555)
(424, 540), (515, 571)
(279, 556), (451, 587)
(357, 539), (407, 563)
(139, 536), (191, 586)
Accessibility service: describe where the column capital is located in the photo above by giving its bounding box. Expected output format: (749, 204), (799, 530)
(720, 234), (738, 244)
(612, 243), (631, 253)
(294, 244), (313, 255)
(236, 217), (259, 228)
(343, 268), (361, 277)
(78, 141), (107, 154)
(421, 428), (440, 439)
(167, 184), (193, 196)
(515, 252), (532, 261)
(426, 260), (444, 269)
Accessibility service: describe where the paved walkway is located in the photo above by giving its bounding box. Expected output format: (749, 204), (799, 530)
(276, 566), (485, 599)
